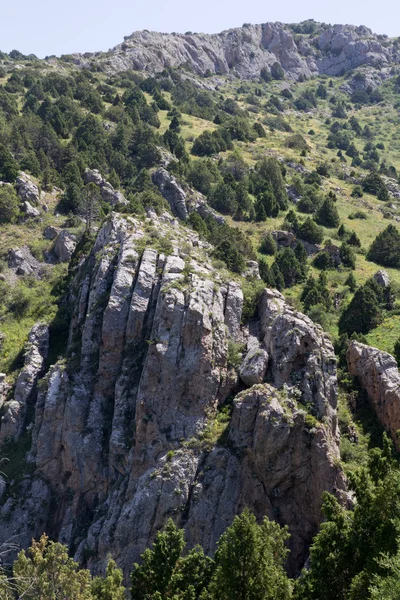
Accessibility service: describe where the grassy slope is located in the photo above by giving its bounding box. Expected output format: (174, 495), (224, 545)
(170, 73), (400, 352)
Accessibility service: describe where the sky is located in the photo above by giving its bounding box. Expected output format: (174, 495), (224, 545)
(1, 0), (399, 58)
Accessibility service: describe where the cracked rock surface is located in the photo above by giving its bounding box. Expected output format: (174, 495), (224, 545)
(0, 212), (345, 577)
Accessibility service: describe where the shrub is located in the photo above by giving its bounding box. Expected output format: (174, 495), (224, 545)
(259, 232), (277, 255)
(0, 144), (19, 182)
(0, 186), (19, 223)
(271, 62), (285, 80)
(339, 285), (382, 335)
(315, 198), (340, 228)
(367, 224), (400, 268)
(286, 134), (309, 152)
(297, 217), (324, 244)
(362, 171), (389, 200)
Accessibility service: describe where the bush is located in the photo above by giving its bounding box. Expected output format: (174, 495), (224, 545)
(297, 217), (324, 244)
(241, 280), (266, 322)
(315, 198), (340, 228)
(271, 62), (285, 80)
(0, 186), (19, 223)
(339, 285), (382, 335)
(286, 134), (309, 152)
(367, 224), (400, 268)
(351, 185), (364, 198)
(362, 171), (389, 200)
(348, 210), (368, 220)
(259, 232), (277, 255)
(0, 144), (19, 182)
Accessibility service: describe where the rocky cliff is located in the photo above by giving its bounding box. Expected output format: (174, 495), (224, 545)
(347, 341), (400, 449)
(76, 21), (400, 82)
(0, 211), (345, 577)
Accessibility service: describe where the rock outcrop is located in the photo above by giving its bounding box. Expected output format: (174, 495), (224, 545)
(0, 213), (345, 578)
(373, 269), (390, 288)
(52, 230), (77, 262)
(347, 341), (400, 448)
(0, 324), (49, 444)
(152, 168), (188, 220)
(152, 167), (225, 225)
(79, 22), (400, 83)
(21, 201), (40, 218)
(7, 246), (43, 277)
(16, 173), (40, 205)
(84, 169), (128, 206)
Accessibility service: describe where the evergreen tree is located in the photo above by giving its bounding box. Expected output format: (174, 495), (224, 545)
(259, 232), (277, 256)
(0, 143), (19, 182)
(345, 272), (357, 292)
(207, 509), (292, 600)
(80, 182), (103, 232)
(92, 559), (126, 600)
(274, 247), (304, 287)
(209, 182), (238, 215)
(340, 243), (356, 269)
(338, 285), (381, 335)
(297, 218), (324, 244)
(12, 534), (93, 599)
(315, 198), (340, 228)
(131, 520), (212, 600)
(0, 186), (20, 224)
(367, 224), (400, 268)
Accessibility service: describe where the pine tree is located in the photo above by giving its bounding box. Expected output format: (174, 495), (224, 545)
(12, 534), (93, 599)
(207, 509), (292, 600)
(338, 285), (381, 335)
(315, 197), (340, 228)
(131, 520), (185, 599)
(92, 559), (125, 600)
(367, 224), (400, 268)
(131, 520), (212, 600)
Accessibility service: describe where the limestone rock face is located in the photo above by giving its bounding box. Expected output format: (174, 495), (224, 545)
(0, 213), (345, 578)
(0, 324), (49, 444)
(52, 230), (77, 262)
(16, 173), (40, 205)
(259, 288), (338, 436)
(152, 168), (189, 221)
(84, 168), (128, 206)
(83, 22), (400, 84)
(347, 341), (400, 448)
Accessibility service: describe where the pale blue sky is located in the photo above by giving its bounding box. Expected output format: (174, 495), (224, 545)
(1, 0), (399, 58)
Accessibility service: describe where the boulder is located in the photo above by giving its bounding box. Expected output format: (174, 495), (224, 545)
(44, 225), (62, 240)
(52, 230), (77, 262)
(7, 246), (42, 277)
(239, 344), (269, 386)
(373, 269), (390, 288)
(271, 230), (296, 248)
(243, 260), (261, 280)
(22, 201), (40, 218)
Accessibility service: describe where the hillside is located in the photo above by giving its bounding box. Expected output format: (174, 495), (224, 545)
(1, 19), (400, 598)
